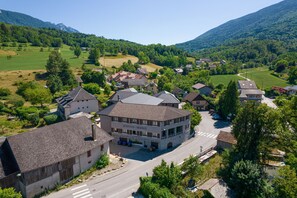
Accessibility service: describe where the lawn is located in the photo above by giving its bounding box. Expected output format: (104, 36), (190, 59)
(239, 67), (289, 89)
(0, 45), (93, 71)
(210, 74), (244, 87)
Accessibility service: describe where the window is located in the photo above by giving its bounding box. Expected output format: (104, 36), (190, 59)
(168, 128), (175, 137)
(148, 121), (153, 126)
(147, 132), (152, 137)
(133, 131), (136, 135)
(142, 120), (148, 125)
(82, 107), (84, 109)
(78, 107), (80, 110)
(87, 106), (89, 108)
(186, 116), (190, 120)
(127, 130), (133, 135)
(112, 117), (118, 121)
(137, 131), (143, 136)
(174, 118), (179, 123)
(87, 150), (91, 157)
(101, 145), (104, 151)
(82, 100), (84, 102)
(162, 130), (166, 138)
(180, 117), (185, 122)
(152, 121), (159, 126)
(176, 126), (183, 134)
(131, 119), (137, 124)
(122, 118), (127, 122)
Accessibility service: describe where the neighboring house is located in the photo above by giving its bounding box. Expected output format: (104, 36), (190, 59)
(121, 78), (148, 89)
(174, 68), (183, 74)
(121, 93), (164, 106)
(144, 82), (158, 94)
(155, 91), (180, 108)
(109, 71), (146, 83)
(208, 64), (217, 70)
(216, 131), (237, 150)
(198, 179), (234, 198)
(136, 68), (148, 75)
(109, 88), (138, 104)
(56, 86), (99, 120)
(238, 80), (263, 102)
(182, 92), (210, 110)
(99, 103), (191, 150)
(172, 87), (187, 99)
(284, 85), (297, 95)
(192, 83), (212, 96)
(0, 117), (112, 198)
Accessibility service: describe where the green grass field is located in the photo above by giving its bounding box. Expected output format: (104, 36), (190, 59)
(0, 45), (94, 71)
(239, 67), (289, 89)
(210, 74), (244, 86)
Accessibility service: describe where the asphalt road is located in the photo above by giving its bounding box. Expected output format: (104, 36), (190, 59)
(45, 112), (230, 198)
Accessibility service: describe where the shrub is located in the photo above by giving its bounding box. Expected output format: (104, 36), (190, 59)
(0, 187), (22, 198)
(139, 177), (174, 198)
(44, 114), (59, 125)
(16, 106), (39, 120)
(27, 113), (40, 126)
(95, 154), (109, 169)
(83, 83), (101, 95)
(0, 88), (11, 97)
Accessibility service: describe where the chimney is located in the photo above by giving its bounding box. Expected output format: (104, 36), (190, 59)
(92, 123), (97, 141)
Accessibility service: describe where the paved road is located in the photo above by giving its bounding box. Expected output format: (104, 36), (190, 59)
(45, 112), (230, 198)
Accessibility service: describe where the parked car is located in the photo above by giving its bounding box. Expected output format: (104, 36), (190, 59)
(212, 113), (222, 120)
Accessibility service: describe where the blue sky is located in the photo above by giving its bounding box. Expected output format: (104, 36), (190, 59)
(0, 0), (283, 45)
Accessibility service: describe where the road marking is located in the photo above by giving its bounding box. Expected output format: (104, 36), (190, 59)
(80, 195), (92, 198)
(71, 184), (87, 191)
(73, 191), (90, 198)
(197, 132), (217, 139)
(72, 189), (89, 195)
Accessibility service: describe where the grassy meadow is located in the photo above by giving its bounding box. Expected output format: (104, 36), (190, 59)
(210, 74), (244, 86)
(239, 67), (289, 89)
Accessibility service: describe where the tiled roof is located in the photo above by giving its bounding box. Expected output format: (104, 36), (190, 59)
(155, 91), (180, 104)
(217, 131), (237, 145)
(7, 117), (113, 172)
(192, 83), (206, 90)
(238, 80), (257, 89)
(109, 88), (139, 102)
(99, 103), (191, 121)
(182, 92), (205, 102)
(121, 93), (163, 105)
(56, 86), (97, 107)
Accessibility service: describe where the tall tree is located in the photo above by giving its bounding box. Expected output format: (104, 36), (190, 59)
(74, 46), (81, 58)
(232, 102), (280, 162)
(46, 74), (63, 94)
(45, 50), (63, 75)
(88, 48), (100, 65)
(230, 160), (266, 198)
(273, 166), (297, 198)
(218, 80), (239, 120)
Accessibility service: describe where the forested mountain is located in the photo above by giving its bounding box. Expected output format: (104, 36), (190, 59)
(0, 23), (188, 68)
(177, 0), (297, 52)
(0, 9), (78, 33)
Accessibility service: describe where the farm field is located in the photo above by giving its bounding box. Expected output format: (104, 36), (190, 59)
(210, 74), (244, 87)
(239, 67), (289, 89)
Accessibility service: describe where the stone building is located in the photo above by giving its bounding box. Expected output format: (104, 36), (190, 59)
(99, 103), (191, 150)
(0, 117), (112, 198)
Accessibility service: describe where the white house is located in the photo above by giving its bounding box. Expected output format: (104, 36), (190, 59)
(56, 86), (99, 120)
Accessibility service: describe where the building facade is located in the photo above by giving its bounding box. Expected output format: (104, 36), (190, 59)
(0, 117), (112, 198)
(238, 80), (263, 102)
(183, 92), (210, 111)
(99, 103), (191, 150)
(56, 86), (99, 119)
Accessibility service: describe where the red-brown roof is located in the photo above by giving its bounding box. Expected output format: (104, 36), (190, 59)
(217, 131), (237, 145)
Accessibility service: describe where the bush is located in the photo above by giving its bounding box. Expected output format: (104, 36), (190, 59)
(95, 154), (109, 169)
(139, 177), (175, 198)
(83, 83), (101, 95)
(44, 114), (59, 125)
(27, 113), (40, 126)
(0, 187), (22, 198)
(15, 106), (39, 120)
(0, 88), (11, 97)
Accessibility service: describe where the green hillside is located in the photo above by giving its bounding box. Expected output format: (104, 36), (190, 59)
(177, 0), (297, 51)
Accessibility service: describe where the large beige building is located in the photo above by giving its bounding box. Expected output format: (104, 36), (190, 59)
(99, 103), (191, 150)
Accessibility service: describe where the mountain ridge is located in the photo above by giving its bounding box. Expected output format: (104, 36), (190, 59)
(176, 0), (297, 51)
(0, 9), (79, 33)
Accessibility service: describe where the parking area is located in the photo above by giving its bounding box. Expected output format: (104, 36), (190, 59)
(196, 111), (231, 133)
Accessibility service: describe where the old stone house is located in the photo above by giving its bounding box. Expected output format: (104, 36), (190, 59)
(182, 92), (210, 111)
(0, 117), (112, 198)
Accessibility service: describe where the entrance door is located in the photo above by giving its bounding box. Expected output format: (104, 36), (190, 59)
(151, 142), (159, 149)
(167, 142), (173, 149)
